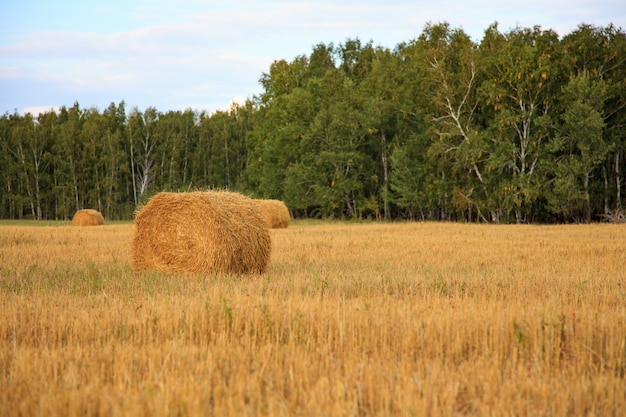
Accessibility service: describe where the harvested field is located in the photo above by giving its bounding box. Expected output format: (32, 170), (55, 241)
(1, 221), (625, 416)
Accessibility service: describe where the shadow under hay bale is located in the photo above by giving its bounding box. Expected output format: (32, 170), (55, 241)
(254, 199), (291, 229)
(132, 191), (271, 275)
(71, 209), (105, 226)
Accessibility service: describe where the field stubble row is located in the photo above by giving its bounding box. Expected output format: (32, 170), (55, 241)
(1, 221), (625, 416)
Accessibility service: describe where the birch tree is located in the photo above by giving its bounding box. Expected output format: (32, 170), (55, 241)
(478, 24), (562, 222)
(127, 107), (159, 204)
(421, 23), (489, 221)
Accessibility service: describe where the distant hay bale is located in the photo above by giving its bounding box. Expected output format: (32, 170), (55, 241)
(254, 199), (291, 229)
(132, 191), (271, 275)
(71, 209), (104, 226)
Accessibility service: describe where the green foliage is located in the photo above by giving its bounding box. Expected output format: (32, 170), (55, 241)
(546, 73), (609, 222)
(546, 158), (586, 220)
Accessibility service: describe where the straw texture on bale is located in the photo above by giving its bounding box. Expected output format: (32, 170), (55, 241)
(71, 209), (105, 226)
(254, 199), (290, 229)
(132, 191), (271, 275)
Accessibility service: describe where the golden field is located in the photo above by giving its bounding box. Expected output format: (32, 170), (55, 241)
(0, 221), (625, 416)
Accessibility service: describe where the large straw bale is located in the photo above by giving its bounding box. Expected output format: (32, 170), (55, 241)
(254, 199), (290, 228)
(132, 191), (271, 275)
(71, 209), (105, 226)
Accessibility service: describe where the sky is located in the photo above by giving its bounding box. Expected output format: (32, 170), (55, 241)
(1, 0), (624, 116)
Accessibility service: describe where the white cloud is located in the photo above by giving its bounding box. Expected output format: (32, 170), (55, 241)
(0, 66), (22, 79)
(21, 105), (60, 116)
(1, 0), (623, 115)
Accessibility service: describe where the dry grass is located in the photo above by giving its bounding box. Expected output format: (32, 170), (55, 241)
(71, 209), (104, 226)
(1, 221), (625, 416)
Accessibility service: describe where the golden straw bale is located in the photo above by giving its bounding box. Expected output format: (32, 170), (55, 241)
(132, 191), (271, 275)
(254, 199), (290, 229)
(71, 209), (105, 226)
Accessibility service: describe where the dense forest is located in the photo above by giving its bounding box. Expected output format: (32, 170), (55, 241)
(2, 22), (625, 223)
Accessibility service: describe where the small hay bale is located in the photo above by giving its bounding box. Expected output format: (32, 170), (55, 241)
(71, 209), (105, 226)
(254, 199), (291, 229)
(132, 191), (271, 275)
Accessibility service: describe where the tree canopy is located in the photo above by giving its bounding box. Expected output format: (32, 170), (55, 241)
(2, 22), (625, 223)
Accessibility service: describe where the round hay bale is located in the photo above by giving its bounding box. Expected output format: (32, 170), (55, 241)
(132, 191), (271, 275)
(71, 209), (105, 226)
(254, 199), (290, 229)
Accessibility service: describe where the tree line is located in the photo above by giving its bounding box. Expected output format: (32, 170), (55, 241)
(1, 22), (625, 223)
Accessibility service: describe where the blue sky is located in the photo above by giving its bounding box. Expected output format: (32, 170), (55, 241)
(1, 0), (624, 116)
